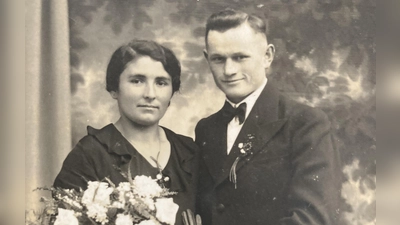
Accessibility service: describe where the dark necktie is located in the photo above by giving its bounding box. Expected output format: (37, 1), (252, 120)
(221, 101), (247, 125)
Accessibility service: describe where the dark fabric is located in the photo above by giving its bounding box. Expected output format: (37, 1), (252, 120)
(54, 124), (199, 225)
(221, 101), (247, 125)
(195, 82), (342, 225)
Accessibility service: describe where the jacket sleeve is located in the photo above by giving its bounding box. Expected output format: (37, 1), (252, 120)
(280, 109), (342, 225)
(53, 137), (100, 190)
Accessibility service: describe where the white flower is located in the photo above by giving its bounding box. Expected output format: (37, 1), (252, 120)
(86, 203), (109, 224)
(155, 198), (179, 225)
(54, 208), (79, 225)
(82, 181), (114, 207)
(117, 182), (131, 192)
(136, 219), (158, 225)
(129, 196), (137, 205)
(114, 182), (132, 207)
(115, 213), (134, 225)
(112, 201), (124, 209)
(142, 197), (155, 211)
(61, 195), (82, 209)
(132, 176), (163, 198)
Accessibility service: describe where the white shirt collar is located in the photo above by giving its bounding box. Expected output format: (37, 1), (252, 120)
(226, 78), (268, 119)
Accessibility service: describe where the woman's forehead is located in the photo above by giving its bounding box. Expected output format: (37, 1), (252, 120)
(122, 56), (169, 78)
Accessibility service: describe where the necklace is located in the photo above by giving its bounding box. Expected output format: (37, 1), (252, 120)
(150, 133), (170, 185)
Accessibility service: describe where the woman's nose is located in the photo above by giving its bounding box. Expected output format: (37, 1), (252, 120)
(143, 83), (156, 100)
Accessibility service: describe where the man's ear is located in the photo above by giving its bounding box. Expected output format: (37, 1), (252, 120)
(203, 49), (209, 60)
(110, 91), (118, 99)
(264, 44), (275, 68)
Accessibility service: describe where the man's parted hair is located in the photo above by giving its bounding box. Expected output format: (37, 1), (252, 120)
(205, 8), (268, 44)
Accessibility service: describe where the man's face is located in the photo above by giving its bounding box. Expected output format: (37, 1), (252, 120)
(205, 23), (274, 103)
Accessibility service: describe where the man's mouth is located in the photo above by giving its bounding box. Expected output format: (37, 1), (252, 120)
(222, 78), (244, 84)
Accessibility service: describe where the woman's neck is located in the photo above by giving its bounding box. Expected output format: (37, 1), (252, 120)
(113, 117), (170, 169)
(114, 117), (160, 143)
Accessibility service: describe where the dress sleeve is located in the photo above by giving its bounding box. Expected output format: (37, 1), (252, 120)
(280, 109), (342, 225)
(53, 138), (100, 190)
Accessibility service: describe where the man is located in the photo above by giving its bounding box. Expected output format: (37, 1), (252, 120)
(195, 9), (341, 225)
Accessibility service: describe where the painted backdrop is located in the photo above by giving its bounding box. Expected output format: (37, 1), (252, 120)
(68, 1), (375, 224)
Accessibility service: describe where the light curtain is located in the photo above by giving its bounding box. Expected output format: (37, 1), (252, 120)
(26, 0), (71, 208)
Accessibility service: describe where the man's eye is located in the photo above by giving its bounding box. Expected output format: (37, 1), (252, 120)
(211, 57), (225, 63)
(233, 55), (248, 61)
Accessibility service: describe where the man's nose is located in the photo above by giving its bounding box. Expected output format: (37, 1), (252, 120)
(143, 83), (156, 100)
(223, 58), (238, 76)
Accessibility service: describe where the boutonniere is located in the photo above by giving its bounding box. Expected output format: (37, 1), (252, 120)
(229, 134), (255, 189)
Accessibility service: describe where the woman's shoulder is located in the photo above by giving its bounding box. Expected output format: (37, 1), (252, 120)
(161, 127), (198, 153)
(73, 124), (117, 154)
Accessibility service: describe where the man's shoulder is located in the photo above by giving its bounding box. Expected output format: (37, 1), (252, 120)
(277, 94), (327, 118)
(195, 110), (221, 132)
(277, 94), (330, 131)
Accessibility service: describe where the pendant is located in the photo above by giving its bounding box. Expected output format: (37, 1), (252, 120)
(156, 172), (170, 187)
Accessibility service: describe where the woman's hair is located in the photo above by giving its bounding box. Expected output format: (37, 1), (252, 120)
(205, 8), (267, 44)
(106, 39), (181, 93)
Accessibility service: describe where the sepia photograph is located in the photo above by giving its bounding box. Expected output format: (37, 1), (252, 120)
(24, 0), (378, 224)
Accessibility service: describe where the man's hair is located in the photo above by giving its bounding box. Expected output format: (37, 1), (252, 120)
(205, 8), (267, 44)
(106, 39), (181, 93)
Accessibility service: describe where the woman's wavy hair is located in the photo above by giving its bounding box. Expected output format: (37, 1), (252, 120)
(106, 39), (181, 93)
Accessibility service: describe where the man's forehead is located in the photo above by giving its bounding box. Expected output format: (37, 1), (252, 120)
(206, 28), (267, 53)
(207, 23), (266, 43)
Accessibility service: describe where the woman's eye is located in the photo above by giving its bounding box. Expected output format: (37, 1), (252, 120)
(130, 79), (143, 84)
(156, 80), (169, 86)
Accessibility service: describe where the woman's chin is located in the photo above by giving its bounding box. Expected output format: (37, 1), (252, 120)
(133, 117), (160, 127)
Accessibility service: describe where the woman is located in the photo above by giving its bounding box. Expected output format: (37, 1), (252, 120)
(54, 39), (199, 225)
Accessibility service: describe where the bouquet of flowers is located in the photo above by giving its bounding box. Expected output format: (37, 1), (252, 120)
(26, 175), (179, 225)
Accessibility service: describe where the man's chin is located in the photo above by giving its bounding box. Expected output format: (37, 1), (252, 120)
(225, 92), (249, 104)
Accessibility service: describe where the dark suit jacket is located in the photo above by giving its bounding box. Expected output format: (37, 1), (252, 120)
(195, 82), (341, 225)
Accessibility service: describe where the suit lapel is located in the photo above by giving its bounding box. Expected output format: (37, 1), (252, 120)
(213, 82), (287, 188)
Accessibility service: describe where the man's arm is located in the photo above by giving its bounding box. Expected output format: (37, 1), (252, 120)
(280, 108), (341, 225)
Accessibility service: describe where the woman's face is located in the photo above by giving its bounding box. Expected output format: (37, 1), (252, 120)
(112, 55), (173, 127)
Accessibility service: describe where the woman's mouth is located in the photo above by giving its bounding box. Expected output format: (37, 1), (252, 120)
(137, 105), (159, 109)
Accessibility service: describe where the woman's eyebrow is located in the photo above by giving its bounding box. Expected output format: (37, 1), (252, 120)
(127, 74), (145, 78)
(155, 76), (171, 81)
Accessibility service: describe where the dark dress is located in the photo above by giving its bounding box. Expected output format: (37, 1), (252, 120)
(54, 124), (199, 225)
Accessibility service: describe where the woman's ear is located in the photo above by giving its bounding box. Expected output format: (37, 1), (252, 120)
(110, 91), (118, 99)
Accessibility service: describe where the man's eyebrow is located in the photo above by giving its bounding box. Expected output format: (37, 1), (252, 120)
(232, 52), (249, 56)
(209, 53), (225, 58)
